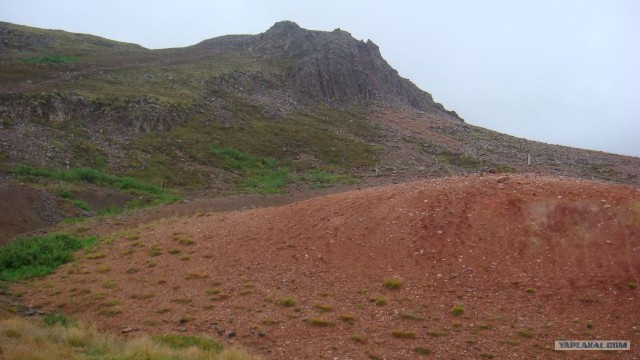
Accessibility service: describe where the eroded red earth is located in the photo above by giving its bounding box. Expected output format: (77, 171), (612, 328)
(17, 174), (640, 359)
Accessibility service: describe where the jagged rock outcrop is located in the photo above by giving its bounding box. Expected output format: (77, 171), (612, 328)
(195, 21), (462, 118)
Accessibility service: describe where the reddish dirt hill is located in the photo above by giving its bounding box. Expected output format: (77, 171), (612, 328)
(16, 174), (640, 359)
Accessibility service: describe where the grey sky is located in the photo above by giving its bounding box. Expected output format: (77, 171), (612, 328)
(2, 0), (638, 157)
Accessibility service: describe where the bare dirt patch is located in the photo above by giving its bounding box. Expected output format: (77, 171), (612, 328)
(0, 184), (51, 245)
(16, 174), (640, 359)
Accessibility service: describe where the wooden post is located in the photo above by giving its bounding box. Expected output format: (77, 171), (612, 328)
(527, 153), (531, 166)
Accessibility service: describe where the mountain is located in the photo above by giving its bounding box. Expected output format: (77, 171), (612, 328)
(0, 20), (639, 241)
(1, 21), (640, 359)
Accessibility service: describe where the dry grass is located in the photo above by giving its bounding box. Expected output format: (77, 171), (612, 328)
(0, 315), (259, 360)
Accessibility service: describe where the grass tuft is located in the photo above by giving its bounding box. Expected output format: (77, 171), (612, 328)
(351, 334), (365, 343)
(516, 328), (534, 338)
(312, 304), (333, 312)
(280, 296), (296, 307)
(413, 346), (432, 355)
(370, 296), (387, 306)
(43, 312), (72, 327)
(383, 278), (402, 290)
(391, 330), (417, 339)
(305, 318), (334, 327)
(339, 314), (356, 325)
(451, 305), (464, 316)
(400, 312), (424, 321)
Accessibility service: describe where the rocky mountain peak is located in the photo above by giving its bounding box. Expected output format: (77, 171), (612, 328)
(267, 20), (302, 32)
(252, 21), (461, 118)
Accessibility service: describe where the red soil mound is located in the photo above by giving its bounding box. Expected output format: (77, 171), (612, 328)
(18, 174), (640, 359)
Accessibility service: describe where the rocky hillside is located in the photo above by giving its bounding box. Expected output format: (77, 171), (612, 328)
(0, 21), (460, 179)
(0, 20), (639, 241)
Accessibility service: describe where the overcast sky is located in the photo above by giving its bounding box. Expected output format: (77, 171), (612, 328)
(2, 0), (639, 157)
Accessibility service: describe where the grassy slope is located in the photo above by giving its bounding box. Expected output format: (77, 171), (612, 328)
(127, 100), (380, 189)
(1, 22), (383, 192)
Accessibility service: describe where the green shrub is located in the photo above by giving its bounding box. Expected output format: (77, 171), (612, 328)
(0, 234), (97, 281)
(43, 312), (72, 327)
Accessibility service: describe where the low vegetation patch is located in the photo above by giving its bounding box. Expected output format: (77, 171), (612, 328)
(427, 331), (445, 337)
(43, 312), (73, 327)
(312, 304), (333, 312)
(148, 245), (163, 257)
(413, 346), (432, 355)
(0, 316), (255, 360)
(383, 278), (402, 290)
(280, 296), (296, 307)
(391, 330), (417, 339)
(400, 312), (424, 321)
(451, 305), (464, 316)
(0, 234), (97, 281)
(351, 334), (365, 343)
(308, 170), (356, 189)
(370, 296), (387, 306)
(153, 334), (223, 351)
(438, 150), (485, 170)
(209, 143), (290, 194)
(305, 318), (334, 327)
(58, 190), (92, 211)
(16, 165), (181, 208)
(516, 328), (534, 338)
(20, 55), (79, 64)
(339, 314), (356, 325)
(499, 338), (520, 346)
